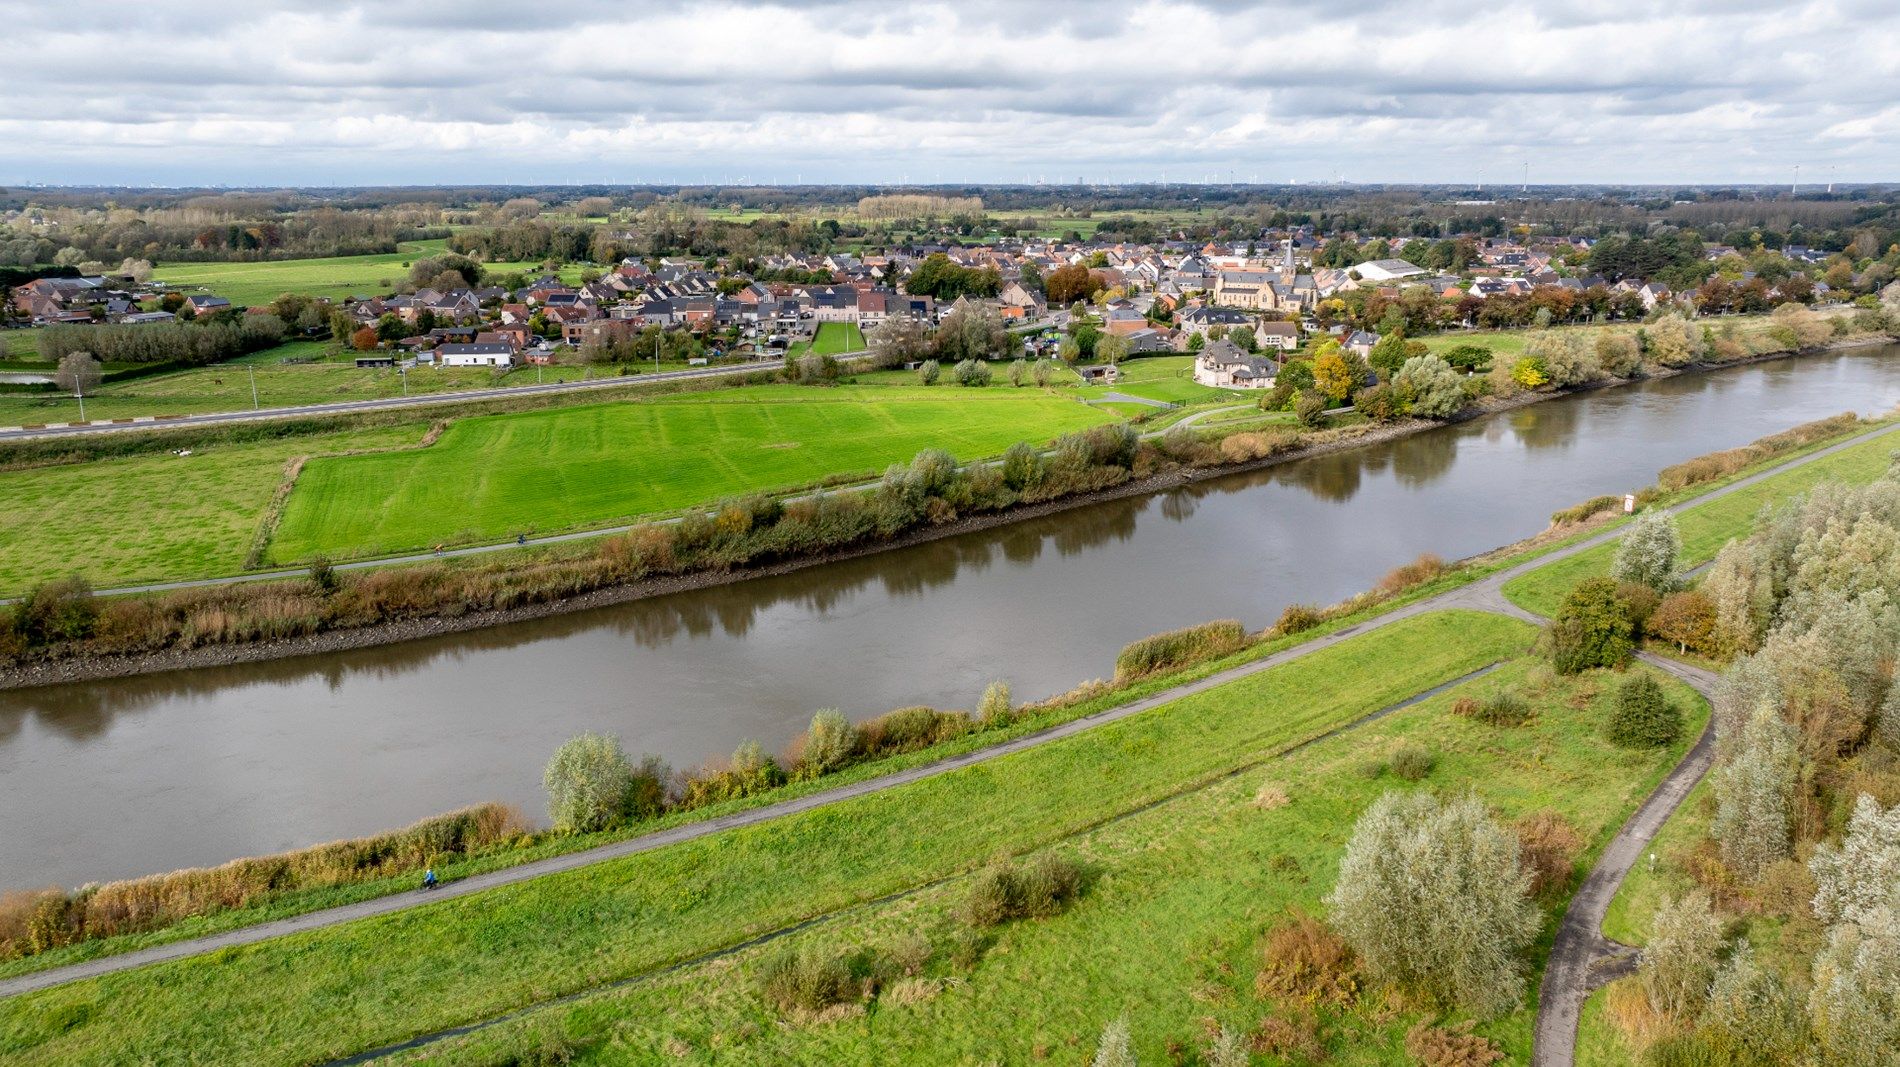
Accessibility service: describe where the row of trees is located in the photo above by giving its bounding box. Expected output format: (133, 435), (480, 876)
(1546, 458), (1900, 1065)
(37, 314), (287, 365)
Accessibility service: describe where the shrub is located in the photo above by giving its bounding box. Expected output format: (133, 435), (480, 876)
(1256, 913), (1359, 1005)
(1514, 810), (1584, 896)
(953, 358), (992, 386)
(1326, 791), (1539, 1018)
(1006, 358), (1026, 386)
(1649, 590), (1719, 656)
(916, 359), (940, 385)
(1275, 602), (1324, 635)
(1551, 494), (1624, 526)
(759, 947), (857, 1014)
(1641, 892), (1725, 1019)
(543, 732), (635, 834)
(1548, 577), (1637, 674)
(1390, 743), (1436, 781)
(977, 681), (1012, 726)
(1000, 440), (1042, 490)
(960, 853), (1084, 927)
(1612, 510), (1683, 591)
(1403, 1020), (1506, 1067)
(859, 705), (964, 755)
(307, 555), (340, 594)
(1375, 553), (1447, 596)
(1353, 381), (1398, 422)
(1456, 691), (1532, 727)
(1394, 354), (1466, 418)
(800, 709), (860, 776)
(12, 576), (98, 645)
(1113, 619), (1247, 681)
(1608, 673), (1683, 748)
(1711, 705), (1799, 880)
(1295, 392), (1328, 427)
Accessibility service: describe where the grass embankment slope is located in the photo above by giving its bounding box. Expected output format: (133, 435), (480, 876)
(0, 610), (1532, 1064)
(414, 655), (1709, 1067)
(1501, 426), (1900, 617)
(0, 611), (1719, 1065)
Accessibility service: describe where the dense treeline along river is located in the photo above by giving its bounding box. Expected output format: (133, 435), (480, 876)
(7, 347), (1900, 890)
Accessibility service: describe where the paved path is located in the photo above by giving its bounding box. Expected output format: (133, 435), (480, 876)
(0, 357), (804, 442)
(1530, 654), (1720, 1067)
(1097, 390), (1175, 409)
(3, 418), (1893, 1006)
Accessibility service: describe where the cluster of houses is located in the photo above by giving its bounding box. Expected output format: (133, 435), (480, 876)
(5, 222), (1843, 384)
(8, 275), (228, 324)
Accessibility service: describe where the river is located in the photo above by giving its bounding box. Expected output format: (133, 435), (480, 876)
(6, 347), (1900, 890)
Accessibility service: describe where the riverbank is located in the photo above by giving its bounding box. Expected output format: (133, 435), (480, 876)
(2, 333), (1891, 690)
(5, 411), (1896, 986)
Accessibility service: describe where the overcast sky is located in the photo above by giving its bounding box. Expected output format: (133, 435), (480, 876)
(4, 0), (1896, 188)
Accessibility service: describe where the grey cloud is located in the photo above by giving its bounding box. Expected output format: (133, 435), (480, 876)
(1, 0), (1896, 184)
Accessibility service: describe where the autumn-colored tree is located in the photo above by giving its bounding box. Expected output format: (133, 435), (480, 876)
(1045, 263), (1099, 305)
(1313, 351), (1354, 402)
(351, 326), (380, 351)
(1649, 590), (1718, 656)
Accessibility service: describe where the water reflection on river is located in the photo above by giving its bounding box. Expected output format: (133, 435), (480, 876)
(5, 348), (1900, 888)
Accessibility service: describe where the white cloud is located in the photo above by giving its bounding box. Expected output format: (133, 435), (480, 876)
(0, 0), (1892, 185)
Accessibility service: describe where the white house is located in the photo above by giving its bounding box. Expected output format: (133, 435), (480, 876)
(1192, 339), (1280, 389)
(435, 342), (516, 368)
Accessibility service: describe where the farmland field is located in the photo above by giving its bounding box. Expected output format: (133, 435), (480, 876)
(0, 424), (425, 594)
(0, 355), (616, 425)
(268, 384), (1116, 560)
(151, 240), (578, 307)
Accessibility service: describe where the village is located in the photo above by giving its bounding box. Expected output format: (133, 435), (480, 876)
(5, 215), (1847, 398)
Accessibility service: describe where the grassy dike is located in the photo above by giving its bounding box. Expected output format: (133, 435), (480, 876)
(5, 410), (1893, 983)
(1501, 422), (1900, 616)
(399, 657), (1710, 1067)
(0, 611), (1533, 1064)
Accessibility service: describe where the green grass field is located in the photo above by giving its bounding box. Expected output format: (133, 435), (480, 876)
(0, 612), (1716, 1066)
(0, 425), (426, 594)
(0, 611), (1548, 1064)
(1501, 426), (1900, 616)
(0, 357), (610, 425)
(1, 329), (40, 358)
(783, 322), (864, 359)
(409, 654), (1706, 1067)
(1077, 354), (1245, 406)
(268, 384), (1116, 561)
(151, 240), (575, 308)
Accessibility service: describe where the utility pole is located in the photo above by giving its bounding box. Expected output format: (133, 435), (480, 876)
(248, 364), (259, 410)
(75, 382), (85, 422)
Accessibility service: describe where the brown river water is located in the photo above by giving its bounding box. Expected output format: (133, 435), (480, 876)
(6, 346), (1900, 890)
